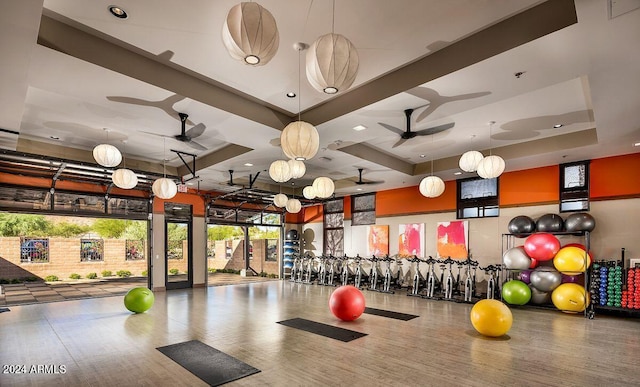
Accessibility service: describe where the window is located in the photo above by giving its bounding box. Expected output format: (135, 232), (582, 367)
(324, 198), (344, 256)
(266, 239), (278, 261)
(80, 239), (104, 262)
(20, 237), (49, 263)
(125, 239), (145, 261)
(351, 193), (376, 226)
(457, 177), (499, 219)
(560, 160), (590, 212)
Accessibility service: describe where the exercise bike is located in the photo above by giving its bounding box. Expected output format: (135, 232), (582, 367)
(407, 256), (426, 297)
(423, 256), (440, 299)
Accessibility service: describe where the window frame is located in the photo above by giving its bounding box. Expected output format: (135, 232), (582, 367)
(456, 177), (500, 219)
(559, 160), (590, 213)
(351, 193), (376, 226)
(323, 198), (344, 256)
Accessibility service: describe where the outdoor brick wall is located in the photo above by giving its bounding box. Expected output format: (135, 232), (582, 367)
(207, 239), (279, 276)
(0, 237), (147, 280)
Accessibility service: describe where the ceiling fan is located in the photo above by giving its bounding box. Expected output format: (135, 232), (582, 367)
(335, 168), (385, 189)
(142, 113), (207, 151)
(379, 108), (455, 148)
(174, 113), (207, 151)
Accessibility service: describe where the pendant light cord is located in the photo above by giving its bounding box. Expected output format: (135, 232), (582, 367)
(298, 47), (302, 122)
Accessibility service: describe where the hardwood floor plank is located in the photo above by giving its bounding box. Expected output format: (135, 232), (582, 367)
(0, 281), (638, 386)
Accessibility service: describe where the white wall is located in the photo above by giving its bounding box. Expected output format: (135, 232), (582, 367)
(297, 198), (640, 280)
(192, 216), (206, 286)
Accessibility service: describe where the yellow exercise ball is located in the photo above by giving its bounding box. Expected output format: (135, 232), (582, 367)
(553, 246), (591, 274)
(470, 299), (513, 337)
(551, 283), (590, 313)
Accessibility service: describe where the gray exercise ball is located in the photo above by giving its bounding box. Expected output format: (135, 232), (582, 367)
(503, 246), (532, 270)
(529, 284), (551, 305)
(536, 213), (564, 232)
(508, 215), (536, 236)
(564, 212), (596, 232)
(529, 266), (562, 292)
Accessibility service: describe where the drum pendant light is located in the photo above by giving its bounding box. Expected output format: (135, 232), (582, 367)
(419, 135), (445, 198)
(306, 0), (359, 94)
(222, 2), (279, 66)
(281, 43), (319, 161)
(152, 138), (177, 199)
(112, 141), (138, 189)
(93, 129), (122, 168)
(476, 121), (505, 179)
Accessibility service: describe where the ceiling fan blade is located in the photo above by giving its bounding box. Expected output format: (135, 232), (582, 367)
(185, 140), (207, 151)
(139, 130), (170, 138)
(415, 122), (455, 136)
(186, 123), (206, 138)
(355, 179), (384, 185)
(392, 137), (408, 148)
(378, 122), (405, 136)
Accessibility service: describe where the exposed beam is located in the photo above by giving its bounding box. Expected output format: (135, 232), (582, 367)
(178, 144), (253, 177)
(37, 10), (293, 131)
(302, 0), (578, 125)
(337, 143), (414, 175)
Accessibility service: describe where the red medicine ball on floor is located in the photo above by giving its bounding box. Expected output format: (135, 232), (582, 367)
(329, 285), (366, 321)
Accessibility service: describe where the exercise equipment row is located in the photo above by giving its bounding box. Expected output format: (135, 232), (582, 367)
(287, 253), (502, 303)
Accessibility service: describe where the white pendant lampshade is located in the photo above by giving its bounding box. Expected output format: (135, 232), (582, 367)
(312, 176), (335, 199)
(93, 144), (122, 167)
(281, 121), (319, 161)
(273, 193), (288, 207)
(303, 185), (316, 200)
(459, 150), (484, 173)
(285, 198), (302, 213)
(476, 155), (506, 179)
(287, 159), (306, 179)
(419, 176), (445, 198)
(112, 168), (138, 189)
(152, 177), (177, 200)
(269, 160), (291, 182)
(221, 2), (279, 66)
(306, 33), (359, 94)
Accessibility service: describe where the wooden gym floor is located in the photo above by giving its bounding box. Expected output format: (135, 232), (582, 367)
(0, 280), (638, 386)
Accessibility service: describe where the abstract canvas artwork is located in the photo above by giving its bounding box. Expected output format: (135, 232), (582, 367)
(436, 220), (469, 259)
(367, 225), (389, 256)
(398, 223), (424, 257)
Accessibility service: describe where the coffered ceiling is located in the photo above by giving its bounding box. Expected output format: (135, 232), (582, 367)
(1, 0), (639, 197)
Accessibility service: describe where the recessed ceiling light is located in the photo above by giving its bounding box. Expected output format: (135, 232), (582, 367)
(634, 142), (640, 147)
(49, 136), (60, 140)
(553, 124), (563, 128)
(352, 124), (367, 131)
(244, 162), (254, 166)
(286, 92), (296, 98)
(454, 171), (463, 175)
(356, 188), (363, 191)
(419, 154), (426, 158)
(108, 5), (128, 19)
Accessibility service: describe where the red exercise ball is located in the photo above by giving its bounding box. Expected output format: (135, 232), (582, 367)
(329, 285), (366, 321)
(524, 233), (560, 261)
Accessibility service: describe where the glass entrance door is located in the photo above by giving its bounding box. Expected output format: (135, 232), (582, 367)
(166, 220), (192, 289)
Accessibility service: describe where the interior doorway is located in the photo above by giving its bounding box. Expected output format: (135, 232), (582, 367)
(165, 203), (192, 290)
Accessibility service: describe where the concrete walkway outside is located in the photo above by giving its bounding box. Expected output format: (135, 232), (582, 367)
(0, 273), (278, 307)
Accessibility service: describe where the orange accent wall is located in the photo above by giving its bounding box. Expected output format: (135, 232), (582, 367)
(500, 165), (559, 206)
(375, 181), (457, 217)
(590, 152), (640, 198)
(343, 196), (352, 220)
(152, 192), (205, 216)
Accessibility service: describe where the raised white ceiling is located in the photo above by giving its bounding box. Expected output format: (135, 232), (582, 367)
(1, 0), (639, 196)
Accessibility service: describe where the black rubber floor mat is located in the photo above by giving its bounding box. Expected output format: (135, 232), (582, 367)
(157, 340), (260, 386)
(277, 317), (367, 342)
(364, 307), (419, 321)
